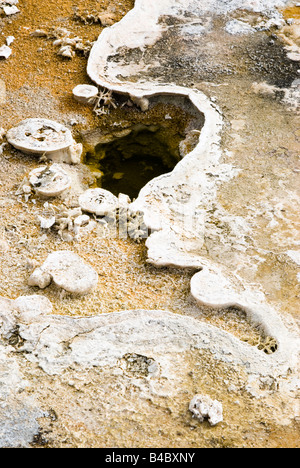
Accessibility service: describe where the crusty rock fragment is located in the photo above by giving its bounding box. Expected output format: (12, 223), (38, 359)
(73, 84), (99, 104)
(29, 164), (71, 198)
(58, 45), (75, 59)
(0, 45), (12, 59)
(189, 394), (223, 426)
(28, 268), (52, 290)
(2, 5), (19, 15)
(28, 250), (98, 295)
(6, 118), (82, 164)
(79, 188), (119, 216)
(6, 36), (14, 46)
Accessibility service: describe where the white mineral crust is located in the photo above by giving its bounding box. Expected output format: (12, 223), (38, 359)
(189, 394), (223, 426)
(79, 188), (119, 216)
(28, 250), (98, 295)
(6, 118), (83, 164)
(29, 164), (71, 198)
(14, 295), (53, 323)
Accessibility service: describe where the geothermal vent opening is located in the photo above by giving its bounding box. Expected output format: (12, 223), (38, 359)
(83, 95), (205, 200)
(85, 125), (180, 200)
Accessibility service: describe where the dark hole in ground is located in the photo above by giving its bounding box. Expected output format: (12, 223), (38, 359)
(84, 126), (181, 200)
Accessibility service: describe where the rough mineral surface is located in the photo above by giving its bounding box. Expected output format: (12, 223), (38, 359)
(79, 187), (119, 216)
(29, 164), (71, 197)
(6, 118), (83, 164)
(28, 250), (99, 295)
(189, 394), (223, 426)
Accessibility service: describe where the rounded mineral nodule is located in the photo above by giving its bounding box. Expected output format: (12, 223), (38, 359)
(6, 118), (74, 154)
(29, 164), (71, 198)
(28, 250), (98, 296)
(79, 188), (119, 216)
(6, 118), (82, 164)
(189, 394), (223, 426)
(72, 84), (99, 105)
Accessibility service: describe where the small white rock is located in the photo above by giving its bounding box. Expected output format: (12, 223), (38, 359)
(73, 84), (99, 105)
(73, 214), (90, 227)
(28, 250), (98, 295)
(28, 268), (52, 290)
(189, 394), (223, 426)
(29, 164), (71, 198)
(3, 5), (19, 15)
(6, 36), (15, 46)
(0, 45), (12, 59)
(79, 188), (119, 216)
(37, 215), (56, 229)
(58, 45), (75, 59)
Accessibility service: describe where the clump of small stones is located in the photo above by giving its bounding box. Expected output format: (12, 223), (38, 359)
(73, 6), (116, 26)
(78, 188), (149, 242)
(31, 26), (94, 59)
(37, 202), (148, 243)
(189, 394), (223, 426)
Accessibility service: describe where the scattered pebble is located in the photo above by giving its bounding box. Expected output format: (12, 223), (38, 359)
(73, 84), (99, 105)
(189, 394), (223, 426)
(29, 164), (71, 198)
(6, 36), (14, 46)
(79, 188), (119, 216)
(2, 4), (19, 15)
(0, 45), (12, 59)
